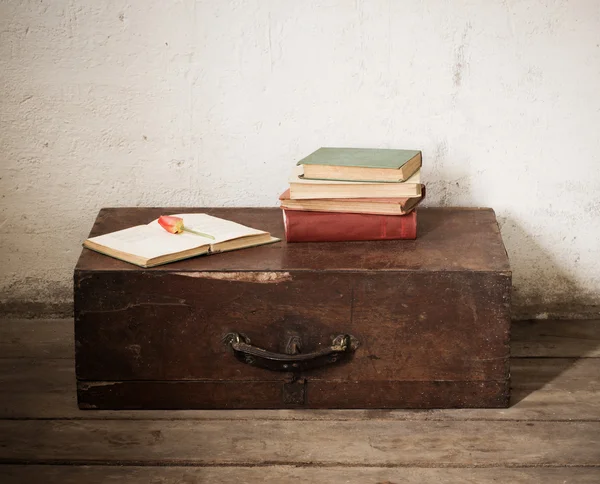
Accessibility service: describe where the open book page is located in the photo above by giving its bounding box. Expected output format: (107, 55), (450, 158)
(148, 214), (268, 244)
(292, 165), (421, 185)
(86, 224), (211, 260)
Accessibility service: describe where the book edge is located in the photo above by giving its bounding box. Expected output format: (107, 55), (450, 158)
(296, 148), (422, 169)
(82, 239), (212, 268)
(288, 182), (422, 200)
(292, 168), (422, 185)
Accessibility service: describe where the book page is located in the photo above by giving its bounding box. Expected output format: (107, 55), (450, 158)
(87, 225), (210, 260)
(148, 214), (267, 244)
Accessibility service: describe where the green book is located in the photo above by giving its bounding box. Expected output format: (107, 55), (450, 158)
(297, 147), (422, 183)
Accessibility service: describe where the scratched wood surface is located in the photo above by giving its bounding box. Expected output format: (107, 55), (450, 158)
(2, 466), (599, 484)
(1, 319), (599, 483)
(76, 207), (511, 273)
(74, 207), (512, 410)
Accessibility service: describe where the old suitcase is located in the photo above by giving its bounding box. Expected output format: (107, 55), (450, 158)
(74, 207), (511, 409)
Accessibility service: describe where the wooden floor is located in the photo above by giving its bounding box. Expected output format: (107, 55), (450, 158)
(0, 319), (599, 483)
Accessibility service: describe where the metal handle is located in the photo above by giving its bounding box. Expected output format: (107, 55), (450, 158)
(223, 332), (359, 372)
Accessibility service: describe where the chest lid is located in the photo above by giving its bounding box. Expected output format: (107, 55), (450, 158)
(75, 207), (510, 274)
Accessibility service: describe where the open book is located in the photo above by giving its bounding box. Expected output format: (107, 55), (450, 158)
(83, 213), (280, 268)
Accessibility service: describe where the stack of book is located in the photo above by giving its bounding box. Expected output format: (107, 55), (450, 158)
(279, 148), (425, 242)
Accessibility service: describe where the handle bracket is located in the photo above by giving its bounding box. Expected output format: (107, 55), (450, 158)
(223, 332), (359, 372)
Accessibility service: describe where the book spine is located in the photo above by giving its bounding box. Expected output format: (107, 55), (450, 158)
(283, 209), (417, 242)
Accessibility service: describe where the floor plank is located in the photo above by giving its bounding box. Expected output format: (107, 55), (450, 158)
(2, 465), (599, 484)
(1, 317), (599, 481)
(1, 358), (599, 420)
(2, 318), (600, 359)
(512, 319), (600, 357)
(0, 319), (73, 359)
(1, 420), (599, 466)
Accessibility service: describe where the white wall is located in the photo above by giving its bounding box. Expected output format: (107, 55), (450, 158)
(1, 0), (599, 318)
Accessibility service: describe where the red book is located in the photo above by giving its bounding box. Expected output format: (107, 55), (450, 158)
(282, 209), (417, 242)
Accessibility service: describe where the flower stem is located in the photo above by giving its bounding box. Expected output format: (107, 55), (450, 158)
(183, 227), (215, 240)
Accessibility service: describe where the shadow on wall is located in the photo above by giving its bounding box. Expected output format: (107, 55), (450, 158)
(423, 165), (599, 320)
(497, 216), (600, 320)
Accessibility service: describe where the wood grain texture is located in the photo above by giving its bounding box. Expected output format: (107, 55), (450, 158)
(75, 221), (511, 409)
(1, 317), (599, 482)
(74, 209), (512, 411)
(2, 317), (600, 418)
(77, 379), (509, 410)
(2, 358), (599, 420)
(1, 420), (599, 466)
(0, 319), (74, 359)
(512, 319), (600, 357)
(5, 319), (600, 359)
(75, 208), (511, 273)
(2, 466), (599, 484)
(74, 272), (510, 383)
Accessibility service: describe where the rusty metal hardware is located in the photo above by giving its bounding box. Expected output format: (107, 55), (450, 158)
(223, 333), (359, 372)
(283, 378), (306, 405)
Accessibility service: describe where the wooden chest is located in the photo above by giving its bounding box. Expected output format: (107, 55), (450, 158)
(74, 207), (511, 409)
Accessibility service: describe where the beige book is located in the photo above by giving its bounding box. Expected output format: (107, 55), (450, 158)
(289, 166), (422, 199)
(279, 187), (425, 215)
(83, 213), (279, 268)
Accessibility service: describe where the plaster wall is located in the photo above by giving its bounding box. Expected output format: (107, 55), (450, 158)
(1, 0), (600, 318)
